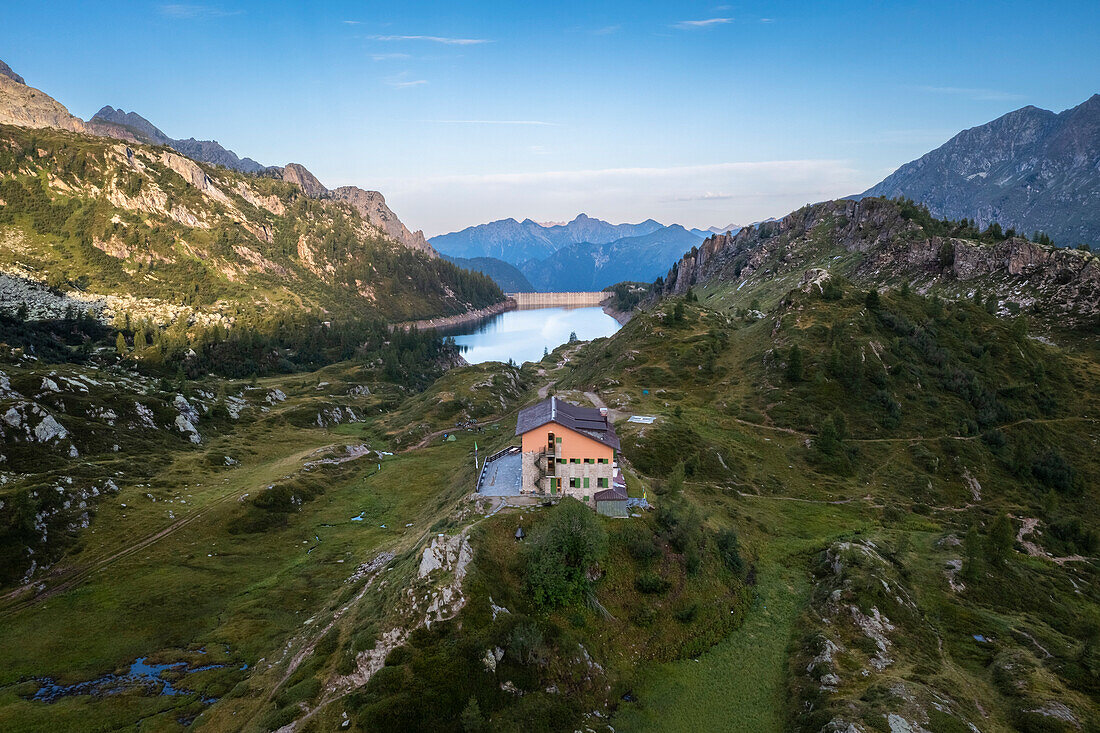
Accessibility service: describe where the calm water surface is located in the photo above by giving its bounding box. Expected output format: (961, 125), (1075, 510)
(452, 306), (620, 365)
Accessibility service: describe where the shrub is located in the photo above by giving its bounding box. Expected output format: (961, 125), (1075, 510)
(507, 621), (547, 666)
(634, 573), (671, 594)
(1032, 450), (1076, 493)
(525, 499), (608, 609)
(624, 526), (661, 562)
(715, 529), (745, 574)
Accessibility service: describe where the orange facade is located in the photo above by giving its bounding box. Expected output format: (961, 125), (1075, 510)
(520, 423), (615, 461)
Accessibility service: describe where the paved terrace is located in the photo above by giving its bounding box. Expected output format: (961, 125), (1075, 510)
(476, 451), (522, 496)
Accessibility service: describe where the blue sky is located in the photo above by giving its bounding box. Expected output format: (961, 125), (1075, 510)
(3, 1), (1098, 235)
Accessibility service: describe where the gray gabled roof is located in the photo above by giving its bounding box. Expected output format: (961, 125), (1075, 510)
(594, 488), (628, 502)
(515, 396), (620, 451)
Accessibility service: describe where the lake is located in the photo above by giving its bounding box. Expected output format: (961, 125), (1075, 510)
(451, 306), (621, 365)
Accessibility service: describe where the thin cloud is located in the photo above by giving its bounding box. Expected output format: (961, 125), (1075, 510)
(592, 24), (622, 35)
(371, 53), (412, 61)
(918, 85), (1024, 102)
(372, 159), (871, 237)
(672, 192), (736, 202)
(390, 159), (858, 188)
(673, 17), (733, 29)
(342, 20), (361, 25)
(371, 34), (490, 45)
(159, 4), (240, 19)
(385, 71), (428, 88)
(425, 120), (560, 127)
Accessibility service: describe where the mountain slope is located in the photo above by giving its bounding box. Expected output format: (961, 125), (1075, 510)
(556, 268), (1100, 732)
(430, 213), (666, 265)
(662, 197), (1099, 331)
(442, 254), (536, 292)
(524, 223), (704, 291)
(0, 122), (500, 324)
(860, 94), (1100, 247)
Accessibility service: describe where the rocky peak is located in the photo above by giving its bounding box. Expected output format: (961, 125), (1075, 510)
(860, 93), (1100, 246)
(331, 186), (435, 256)
(0, 59), (25, 85)
(89, 106), (172, 146)
(277, 163), (329, 198)
(0, 71), (85, 133)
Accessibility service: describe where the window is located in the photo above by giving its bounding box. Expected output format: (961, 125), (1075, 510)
(569, 478), (580, 488)
(583, 495), (589, 502)
(597, 458), (609, 464)
(584, 458), (595, 464)
(555, 437), (562, 444)
(557, 458), (567, 464)
(570, 458), (580, 464)
(583, 478), (590, 489)
(597, 477), (609, 488)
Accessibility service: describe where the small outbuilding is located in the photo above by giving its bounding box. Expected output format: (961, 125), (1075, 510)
(594, 488), (629, 517)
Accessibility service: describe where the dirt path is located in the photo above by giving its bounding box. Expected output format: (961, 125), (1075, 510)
(719, 415), (1096, 444)
(404, 415), (507, 452)
(583, 389), (629, 422)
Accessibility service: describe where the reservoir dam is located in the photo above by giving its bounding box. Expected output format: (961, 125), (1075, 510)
(508, 291), (608, 309)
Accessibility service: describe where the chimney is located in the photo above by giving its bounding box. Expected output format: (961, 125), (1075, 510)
(599, 407), (608, 417)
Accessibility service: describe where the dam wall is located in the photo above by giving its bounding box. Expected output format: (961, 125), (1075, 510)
(508, 291), (608, 309)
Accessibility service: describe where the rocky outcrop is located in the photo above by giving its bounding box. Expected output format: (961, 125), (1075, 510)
(0, 70), (85, 133)
(662, 197), (1100, 325)
(277, 163), (329, 198)
(170, 137), (266, 174)
(0, 59), (26, 85)
(157, 150), (235, 209)
(332, 186), (434, 255)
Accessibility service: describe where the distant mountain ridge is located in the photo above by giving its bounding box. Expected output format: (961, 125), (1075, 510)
(87, 105), (267, 173)
(430, 214), (718, 291)
(860, 94), (1100, 247)
(523, 224), (705, 291)
(430, 214), (667, 265)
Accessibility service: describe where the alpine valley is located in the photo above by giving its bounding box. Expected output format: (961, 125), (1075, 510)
(0, 53), (1098, 733)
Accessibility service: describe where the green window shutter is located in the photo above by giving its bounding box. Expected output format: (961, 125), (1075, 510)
(583, 478), (590, 489)
(555, 437), (562, 443)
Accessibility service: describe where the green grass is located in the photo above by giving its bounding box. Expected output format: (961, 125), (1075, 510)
(612, 565), (806, 732)
(0, 358), (491, 730)
(1, 271), (1097, 731)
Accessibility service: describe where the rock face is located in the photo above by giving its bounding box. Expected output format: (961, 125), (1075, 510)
(860, 94), (1100, 247)
(332, 186), (434, 255)
(0, 59), (25, 85)
(662, 197), (1100, 326)
(0, 66), (85, 133)
(276, 163), (328, 198)
(87, 106), (267, 173)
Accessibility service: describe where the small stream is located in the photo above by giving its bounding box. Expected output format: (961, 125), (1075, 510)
(33, 656), (224, 704)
